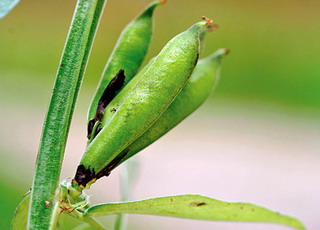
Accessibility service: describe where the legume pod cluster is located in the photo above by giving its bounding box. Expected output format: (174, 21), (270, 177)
(114, 48), (229, 169)
(73, 2), (227, 188)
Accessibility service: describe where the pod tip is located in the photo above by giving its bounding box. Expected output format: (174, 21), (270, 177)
(224, 48), (230, 55)
(215, 48), (230, 57)
(144, 0), (166, 14)
(160, 0), (167, 5)
(154, 0), (166, 6)
(201, 16), (213, 25)
(204, 48), (230, 63)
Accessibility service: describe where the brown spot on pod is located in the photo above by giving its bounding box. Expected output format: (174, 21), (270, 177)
(74, 150), (129, 187)
(190, 202), (206, 207)
(87, 69), (125, 139)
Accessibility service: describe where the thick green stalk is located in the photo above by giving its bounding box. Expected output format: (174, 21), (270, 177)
(28, 0), (106, 229)
(70, 0), (107, 127)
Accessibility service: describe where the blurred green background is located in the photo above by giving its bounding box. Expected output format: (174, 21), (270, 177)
(1, 0), (319, 229)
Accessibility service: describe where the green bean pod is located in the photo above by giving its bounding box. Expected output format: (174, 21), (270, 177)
(74, 20), (210, 187)
(95, 27), (212, 134)
(87, 0), (164, 138)
(96, 28), (212, 131)
(114, 48), (229, 167)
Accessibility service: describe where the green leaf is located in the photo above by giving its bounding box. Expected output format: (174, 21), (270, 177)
(0, 0), (19, 18)
(85, 194), (305, 230)
(11, 193), (30, 230)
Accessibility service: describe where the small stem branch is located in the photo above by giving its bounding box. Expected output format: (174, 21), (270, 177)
(114, 160), (139, 230)
(114, 164), (129, 230)
(28, 0), (106, 229)
(49, 202), (62, 230)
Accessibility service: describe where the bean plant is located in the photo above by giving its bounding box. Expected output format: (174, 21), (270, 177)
(2, 0), (306, 230)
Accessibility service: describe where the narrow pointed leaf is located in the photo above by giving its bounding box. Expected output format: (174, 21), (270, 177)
(11, 194), (30, 230)
(85, 194), (305, 230)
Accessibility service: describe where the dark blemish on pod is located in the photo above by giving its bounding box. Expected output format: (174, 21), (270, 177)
(95, 149), (129, 180)
(190, 202), (206, 207)
(170, 198), (174, 202)
(87, 69), (126, 139)
(96, 69), (125, 119)
(87, 120), (96, 139)
(99, 149), (129, 175)
(74, 150), (129, 187)
(74, 164), (97, 187)
(94, 122), (102, 137)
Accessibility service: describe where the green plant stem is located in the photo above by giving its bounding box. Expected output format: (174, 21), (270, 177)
(70, 0), (107, 123)
(49, 202), (61, 230)
(114, 164), (129, 230)
(28, 0), (106, 229)
(114, 160), (140, 230)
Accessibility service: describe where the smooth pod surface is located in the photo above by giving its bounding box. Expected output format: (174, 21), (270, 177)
(74, 21), (210, 187)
